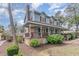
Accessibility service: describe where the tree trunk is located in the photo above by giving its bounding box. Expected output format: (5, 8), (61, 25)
(8, 3), (18, 45)
(74, 7), (78, 38)
(75, 23), (78, 38)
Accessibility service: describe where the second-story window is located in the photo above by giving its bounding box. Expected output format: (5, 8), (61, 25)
(42, 17), (46, 23)
(50, 18), (54, 25)
(29, 12), (32, 21)
(57, 21), (59, 26)
(54, 21), (57, 26)
(34, 13), (40, 22)
(60, 23), (62, 26)
(46, 17), (50, 24)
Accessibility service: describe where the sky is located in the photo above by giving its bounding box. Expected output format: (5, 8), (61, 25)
(0, 3), (69, 28)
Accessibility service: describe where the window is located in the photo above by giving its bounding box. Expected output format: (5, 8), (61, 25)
(60, 23), (62, 26)
(42, 17), (46, 23)
(50, 18), (54, 25)
(46, 28), (48, 32)
(54, 21), (57, 26)
(29, 12), (33, 21)
(37, 28), (41, 37)
(34, 13), (40, 22)
(57, 21), (59, 26)
(46, 17), (50, 24)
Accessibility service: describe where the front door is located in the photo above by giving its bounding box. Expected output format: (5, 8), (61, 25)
(35, 27), (41, 38)
(42, 27), (48, 38)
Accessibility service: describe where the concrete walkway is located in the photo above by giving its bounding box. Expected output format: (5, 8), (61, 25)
(0, 40), (6, 46)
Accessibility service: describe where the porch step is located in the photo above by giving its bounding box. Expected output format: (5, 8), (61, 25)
(24, 39), (31, 46)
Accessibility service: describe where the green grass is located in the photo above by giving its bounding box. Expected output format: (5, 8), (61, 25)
(37, 45), (79, 56)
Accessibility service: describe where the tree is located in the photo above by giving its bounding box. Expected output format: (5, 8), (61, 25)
(0, 25), (4, 33)
(65, 3), (79, 36)
(8, 3), (18, 45)
(55, 11), (66, 23)
(54, 11), (68, 29)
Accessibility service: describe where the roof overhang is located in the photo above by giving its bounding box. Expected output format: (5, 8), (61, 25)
(24, 21), (68, 30)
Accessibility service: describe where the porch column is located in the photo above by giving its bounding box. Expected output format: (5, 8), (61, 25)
(40, 26), (43, 38)
(48, 27), (50, 35)
(57, 29), (59, 34)
(58, 28), (59, 34)
(28, 24), (31, 38)
(53, 28), (55, 34)
(59, 29), (61, 34)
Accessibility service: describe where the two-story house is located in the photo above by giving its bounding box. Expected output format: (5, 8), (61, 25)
(23, 5), (67, 38)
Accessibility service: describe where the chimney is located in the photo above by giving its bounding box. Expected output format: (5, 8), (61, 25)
(27, 4), (31, 21)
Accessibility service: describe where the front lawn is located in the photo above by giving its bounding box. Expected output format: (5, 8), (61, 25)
(36, 44), (79, 56)
(20, 38), (79, 56)
(1, 38), (79, 56)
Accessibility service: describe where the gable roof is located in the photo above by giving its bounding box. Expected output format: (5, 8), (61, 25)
(51, 16), (57, 21)
(24, 5), (60, 23)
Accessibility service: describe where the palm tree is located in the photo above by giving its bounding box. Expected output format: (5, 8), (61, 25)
(8, 3), (18, 45)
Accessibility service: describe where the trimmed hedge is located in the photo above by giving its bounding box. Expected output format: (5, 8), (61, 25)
(47, 34), (64, 44)
(30, 39), (40, 47)
(7, 45), (19, 56)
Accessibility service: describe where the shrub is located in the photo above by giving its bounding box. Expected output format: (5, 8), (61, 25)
(67, 34), (71, 40)
(16, 36), (23, 43)
(30, 39), (40, 47)
(47, 34), (64, 44)
(66, 33), (76, 40)
(7, 44), (19, 56)
(70, 33), (76, 39)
